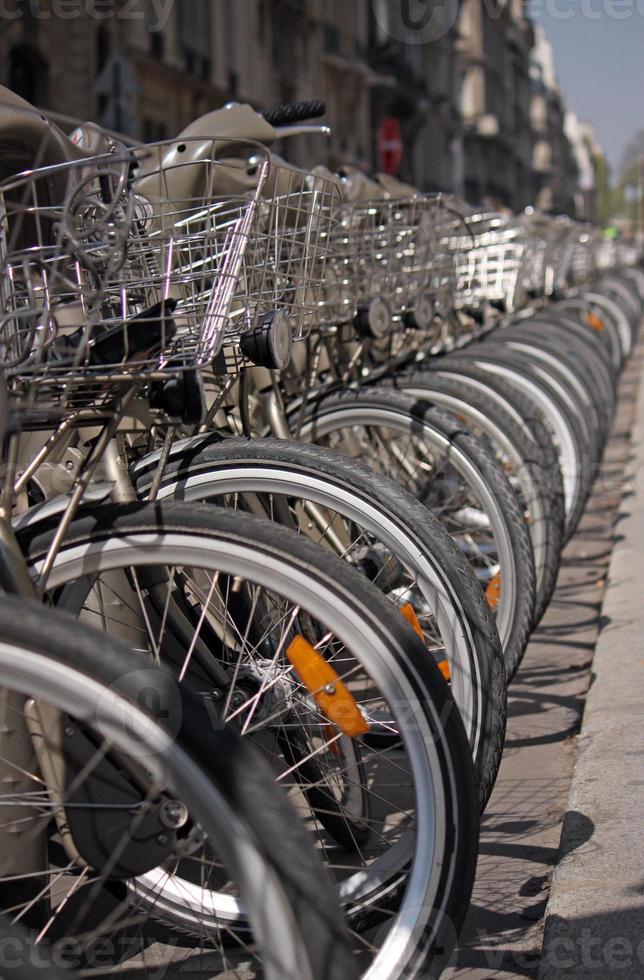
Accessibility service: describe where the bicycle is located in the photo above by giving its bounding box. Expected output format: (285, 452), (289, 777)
(0, 97), (481, 978)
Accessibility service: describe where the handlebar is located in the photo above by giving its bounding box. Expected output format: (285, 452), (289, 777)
(261, 100), (326, 128)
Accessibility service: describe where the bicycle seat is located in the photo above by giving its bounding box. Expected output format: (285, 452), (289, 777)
(335, 165), (385, 203)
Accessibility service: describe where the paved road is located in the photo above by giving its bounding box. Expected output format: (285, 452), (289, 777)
(444, 346), (643, 979)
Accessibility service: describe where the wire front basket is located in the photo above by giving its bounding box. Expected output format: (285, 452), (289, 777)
(319, 194), (447, 331)
(449, 211), (532, 314)
(0, 139), (339, 417)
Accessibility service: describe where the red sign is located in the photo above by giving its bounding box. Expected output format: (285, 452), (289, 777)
(378, 117), (403, 175)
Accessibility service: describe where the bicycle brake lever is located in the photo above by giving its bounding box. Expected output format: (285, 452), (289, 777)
(273, 125), (332, 139)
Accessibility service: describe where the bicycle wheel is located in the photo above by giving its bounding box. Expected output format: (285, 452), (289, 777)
(622, 267), (644, 305)
(294, 386), (536, 679)
(426, 360), (565, 500)
(384, 369), (563, 626)
(0, 594), (353, 980)
(444, 348), (590, 540)
(478, 340), (604, 469)
(595, 275), (641, 329)
(505, 314), (617, 417)
(16, 502), (480, 979)
(561, 294), (627, 369)
(131, 435), (506, 807)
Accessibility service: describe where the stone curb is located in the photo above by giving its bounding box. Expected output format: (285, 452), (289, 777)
(538, 351), (644, 980)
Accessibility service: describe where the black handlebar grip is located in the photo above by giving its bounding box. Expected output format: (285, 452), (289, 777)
(261, 99), (326, 128)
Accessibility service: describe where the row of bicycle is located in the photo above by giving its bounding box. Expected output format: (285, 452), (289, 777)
(0, 88), (642, 977)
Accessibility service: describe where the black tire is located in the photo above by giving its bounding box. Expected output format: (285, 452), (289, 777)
(538, 307), (619, 382)
(16, 503), (480, 977)
(597, 274), (642, 323)
(516, 311), (617, 398)
(560, 294), (624, 369)
(131, 435), (507, 808)
(499, 322), (615, 440)
(444, 347), (593, 540)
(0, 594), (356, 980)
(386, 368), (564, 626)
(477, 339), (603, 469)
(425, 359), (565, 509)
(294, 386), (537, 680)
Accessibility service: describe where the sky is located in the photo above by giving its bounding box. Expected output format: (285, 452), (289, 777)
(533, 1), (644, 176)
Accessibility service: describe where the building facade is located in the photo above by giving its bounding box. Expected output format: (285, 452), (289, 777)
(530, 24), (578, 215)
(457, 0), (535, 211)
(0, 0), (599, 215)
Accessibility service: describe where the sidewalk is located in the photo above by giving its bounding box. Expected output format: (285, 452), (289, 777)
(539, 342), (644, 979)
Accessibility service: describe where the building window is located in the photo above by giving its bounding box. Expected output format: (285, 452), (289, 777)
(97, 25), (110, 72)
(271, 9), (298, 103)
(323, 23), (340, 54)
(9, 44), (49, 107)
(177, 0), (211, 82)
(150, 28), (164, 60)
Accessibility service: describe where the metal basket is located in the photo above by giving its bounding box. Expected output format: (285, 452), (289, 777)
(416, 198), (473, 325)
(596, 237), (618, 273)
(569, 225), (601, 286)
(597, 237), (639, 273)
(512, 213), (575, 297)
(0, 152), (136, 408)
(124, 142), (339, 361)
(448, 211), (532, 314)
(542, 218), (576, 295)
(319, 195), (438, 332)
(0, 140), (339, 415)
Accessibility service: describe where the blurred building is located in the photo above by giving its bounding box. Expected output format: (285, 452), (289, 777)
(530, 25), (578, 215)
(456, 0), (534, 211)
(0, 0), (599, 216)
(564, 112), (609, 222)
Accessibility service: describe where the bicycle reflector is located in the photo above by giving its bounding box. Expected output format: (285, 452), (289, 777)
(586, 312), (606, 332)
(485, 573), (502, 610)
(400, 603), (451, 681)
(286, 636), (369, 737)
